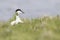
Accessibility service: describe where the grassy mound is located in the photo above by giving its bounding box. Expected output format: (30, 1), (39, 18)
(0, 15), (60, 40)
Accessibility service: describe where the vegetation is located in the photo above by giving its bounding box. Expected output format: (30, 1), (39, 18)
(0, 15), (60, 40)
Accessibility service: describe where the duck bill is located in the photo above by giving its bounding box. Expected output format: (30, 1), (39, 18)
(21, 10), (24, 14)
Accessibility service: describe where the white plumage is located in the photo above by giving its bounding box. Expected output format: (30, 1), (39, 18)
(11, 21), (16, 25)
(11, 16), (23, 25)
(11, 9), (24, 26)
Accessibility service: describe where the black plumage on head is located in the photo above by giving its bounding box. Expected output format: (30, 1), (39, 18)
(15, 9), (21, 12)
(15, 9), (24, 13)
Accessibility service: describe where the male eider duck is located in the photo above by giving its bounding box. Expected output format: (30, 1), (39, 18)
(11, 9), (24, 26)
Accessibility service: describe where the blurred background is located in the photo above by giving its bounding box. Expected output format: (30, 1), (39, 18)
(0, 0), (60, 40)
(0, 0), (60, 21)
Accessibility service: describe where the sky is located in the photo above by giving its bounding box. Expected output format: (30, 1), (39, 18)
(0, 0), (60, 21)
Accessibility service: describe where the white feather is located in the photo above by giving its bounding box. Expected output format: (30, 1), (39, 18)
(11, 10), (23, 26)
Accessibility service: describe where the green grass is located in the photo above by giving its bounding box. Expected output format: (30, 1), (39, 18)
(0, 15), (60, 40)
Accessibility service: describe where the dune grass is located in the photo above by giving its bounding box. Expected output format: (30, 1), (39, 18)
(0, 15), (60, 40)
